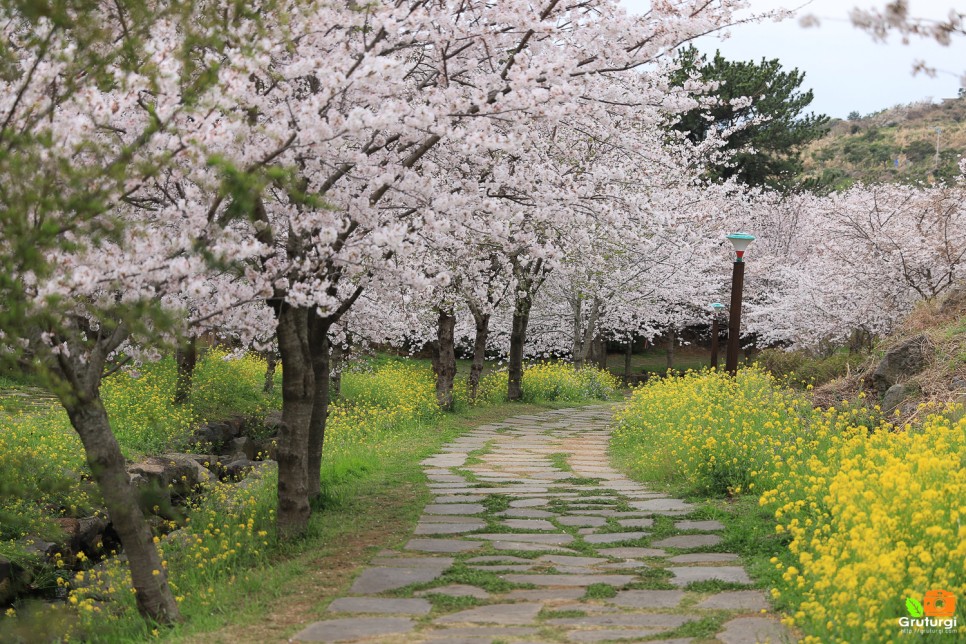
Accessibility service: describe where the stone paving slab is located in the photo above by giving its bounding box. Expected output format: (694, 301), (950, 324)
(434, 602), (543, 625)
(415, 584), (490, 599)
(718, 616), (796, 644)
(607, 589), (686, 608)
(348, 567), (447, 594)
(291, 617), (415, 642)
(668, 552), (739, 564)
(501, 573), (635, 587)
(327, 597), (431, 615)
(293, 405), (786, 643)
(651, 534), (723, 549)
(697, 590), (770, 611)
(405, 538), (482, 553)
(668, 566), (753, 586)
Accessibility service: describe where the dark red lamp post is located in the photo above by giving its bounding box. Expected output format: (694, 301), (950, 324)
(725, 232), (755, 377)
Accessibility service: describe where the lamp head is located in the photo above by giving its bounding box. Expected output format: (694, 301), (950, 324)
(727, 232), (755, 261)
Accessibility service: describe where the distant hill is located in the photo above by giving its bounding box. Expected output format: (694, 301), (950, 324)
(799, 96), (966, 189)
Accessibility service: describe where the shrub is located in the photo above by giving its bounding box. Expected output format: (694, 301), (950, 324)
(476, 362), (620, 405)
(756, 348), (865, 388)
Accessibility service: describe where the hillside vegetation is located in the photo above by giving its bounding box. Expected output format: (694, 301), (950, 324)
(802, 97), (966, 188)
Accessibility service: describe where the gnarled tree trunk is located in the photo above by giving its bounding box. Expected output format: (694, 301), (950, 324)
(48, 324), (180, 625)
(330, 339), (344, 400)
(623, 337), (633, 385)
(263, 350), (278, 394)
(307, 311), (331, 503)
(65, 394), (181, 623)
(467, 307), (490, 403)
(507, 295), (532, 401)
(273, 301), (314, 539)
(433, 309), (457, 411)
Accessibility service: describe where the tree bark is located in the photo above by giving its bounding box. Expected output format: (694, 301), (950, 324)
(263, 350), (278, 394)
(307, 311), (332, 503)
(330, 339), (344, 400)
(273, 302), (314, 539)
(173, 337), (197, 404)
(64, 393), (181, 623)
(666, 329), (675, 371)
(623, 337), (633, 385)
(433, 309), (457, 411)
(468, 309), (490, 402)
(572, 297), (602, 370)
(507, 296), (532, 401)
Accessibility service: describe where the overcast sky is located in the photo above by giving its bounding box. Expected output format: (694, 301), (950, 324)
(619, 0), (964, 119)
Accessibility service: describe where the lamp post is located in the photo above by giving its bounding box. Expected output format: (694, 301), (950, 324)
(725, 232), (755, 376)
(709, 302), (724, 369)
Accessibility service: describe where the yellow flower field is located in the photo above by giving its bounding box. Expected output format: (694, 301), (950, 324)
(614, 367), (966, 643)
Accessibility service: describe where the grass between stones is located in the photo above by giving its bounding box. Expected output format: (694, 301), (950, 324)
(548, 452), (572, 471)
(582, 583), (618, 599)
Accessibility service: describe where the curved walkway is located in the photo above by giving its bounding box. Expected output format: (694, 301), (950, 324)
(292, 405), (796, 643)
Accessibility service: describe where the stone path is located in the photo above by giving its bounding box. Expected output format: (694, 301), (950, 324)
(292, 406), (797, 643)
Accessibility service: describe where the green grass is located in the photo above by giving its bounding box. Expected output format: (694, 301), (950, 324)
(549, 452), (571, 471)
(582, 583), (617, 599)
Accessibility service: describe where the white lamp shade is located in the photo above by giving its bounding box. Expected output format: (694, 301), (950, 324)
(727, 232), (755, 259)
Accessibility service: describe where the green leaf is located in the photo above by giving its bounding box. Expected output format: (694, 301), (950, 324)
(906, 597), (924, 618)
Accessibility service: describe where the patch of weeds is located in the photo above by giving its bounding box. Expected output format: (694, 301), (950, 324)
(623, 567), (674, 590)
(539, 608), (587, 619)
(684, 579), (754, 592)
(567, 477), (603, 486)
(464, 440), (495, 467)
(434, 564), (531, 593)
(644, 515), (677, 540)
(649, 615), (722, 640)
(583, 583), (618, 599)
(451, 467), (480, 483)
(424, 594), (488, 612)
(549, 453), (572, 471)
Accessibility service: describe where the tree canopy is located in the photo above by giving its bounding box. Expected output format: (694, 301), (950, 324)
(671, 46), (830, 191)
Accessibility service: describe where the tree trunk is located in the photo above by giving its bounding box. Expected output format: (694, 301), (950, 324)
(433, 309), (457, 411)
(595, 337), (607, 370)
(307, 312), (331, 504)
(273, 302), (314, 540)
(263, 350), (277, 394)
(507, 296), (532, 401)
(665, 329), (675, 371)
(468, 310), (490, 402)
(623, 337), (633, 385)
(173, 337), (197, 404)
(64, 393), (181, 624)
(330, 340), (344, 400)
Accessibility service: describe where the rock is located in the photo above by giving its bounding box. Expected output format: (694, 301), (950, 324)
(252, 438), (277, 460)
(162, 453), (216, 485)
(292, 617), (415, 642)
(19, 536), (59, 559)
(228, 437), (256, 461)
(222, 459), (256, 479)
(871, 335), (930, 395)
(55, 516), (110, 555)
(882, 383), (913, 412)
(262, 410), (284, 432)
(939, 287), (966, 316)
(193, 422), (234, 448)
(0, 555), (20, 604)
(717, 616), (797, 644)
(128, 454), (211, 495)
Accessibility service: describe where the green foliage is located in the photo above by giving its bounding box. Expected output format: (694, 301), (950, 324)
(671, 46), (830, 191)
(475, 363), (621, 405)
(754, 348), (866, 388)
